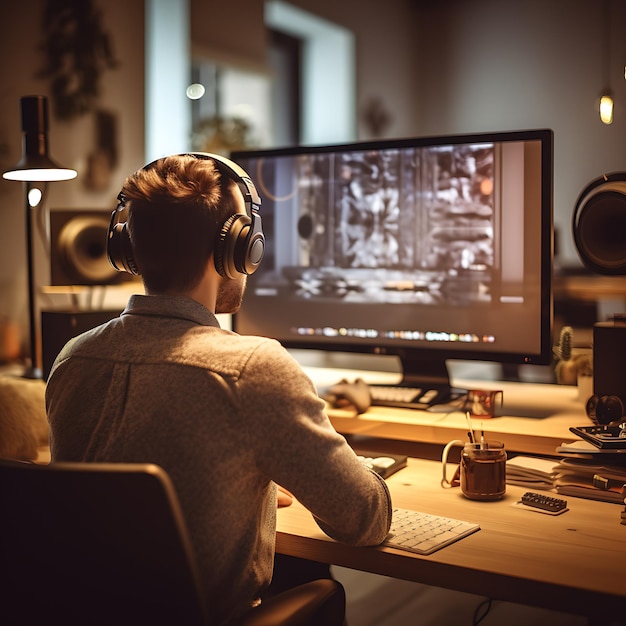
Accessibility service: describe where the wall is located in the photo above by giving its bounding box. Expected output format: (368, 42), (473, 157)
(285, 0), (420, 142)
(0, 0), (145, 359)
(291, 0), (626, 267)
(413, 0), (626, 266)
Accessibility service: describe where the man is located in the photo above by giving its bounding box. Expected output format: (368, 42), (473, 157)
(46, 153), (392, 625)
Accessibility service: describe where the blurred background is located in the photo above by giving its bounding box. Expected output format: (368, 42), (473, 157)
(0, 0), (625, 371)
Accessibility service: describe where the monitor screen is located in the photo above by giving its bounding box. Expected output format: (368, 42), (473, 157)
(232, 129), (553, 399)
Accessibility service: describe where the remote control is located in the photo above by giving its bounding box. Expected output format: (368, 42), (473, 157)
(521, 492), (567, 512)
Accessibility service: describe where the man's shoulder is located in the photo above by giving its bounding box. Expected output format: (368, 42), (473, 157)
(193, 329), (289, 364)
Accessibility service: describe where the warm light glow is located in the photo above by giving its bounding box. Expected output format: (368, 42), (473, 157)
(3, 95), (79, 183)
(600, 94), (614, 124)
(3, 167), (77, 182)
(480, 178), (494, 196)
(27, 187), (42, 207)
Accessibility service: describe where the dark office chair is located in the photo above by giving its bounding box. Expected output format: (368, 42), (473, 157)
(0, 459), (345, 626)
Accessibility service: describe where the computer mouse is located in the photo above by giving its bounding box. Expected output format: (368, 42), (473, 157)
(321, 378), (372, 414)
(370, 456), (396, 471)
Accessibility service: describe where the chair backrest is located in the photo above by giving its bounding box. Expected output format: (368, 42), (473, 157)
(0, 459), (209, 626)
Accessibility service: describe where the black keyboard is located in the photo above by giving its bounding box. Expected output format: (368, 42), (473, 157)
(369, 385), (444, 409)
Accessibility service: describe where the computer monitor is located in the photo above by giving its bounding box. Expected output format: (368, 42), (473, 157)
(232, 129), (553, 402)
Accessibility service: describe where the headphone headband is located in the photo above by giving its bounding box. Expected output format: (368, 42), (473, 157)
(144, 152), (262, 216)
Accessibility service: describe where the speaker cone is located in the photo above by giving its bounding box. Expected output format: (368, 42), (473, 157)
(50, 210), (128, 285)
(572, 172), (626, 275)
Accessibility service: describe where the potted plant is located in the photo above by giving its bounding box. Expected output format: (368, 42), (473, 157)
(553, 325), (593, 400)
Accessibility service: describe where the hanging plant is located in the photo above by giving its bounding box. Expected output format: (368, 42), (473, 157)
(191, 116), (258, 156)
(36, 0), (118, 121)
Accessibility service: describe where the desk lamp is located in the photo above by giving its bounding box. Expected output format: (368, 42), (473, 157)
(3, 95), (77, 378)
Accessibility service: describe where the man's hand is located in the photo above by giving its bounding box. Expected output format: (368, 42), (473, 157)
(277, 485), (294, 508)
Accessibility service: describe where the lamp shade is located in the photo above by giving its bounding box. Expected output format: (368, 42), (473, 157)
(2, 96), (77, 182)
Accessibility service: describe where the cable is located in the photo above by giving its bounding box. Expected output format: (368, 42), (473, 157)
(430, 392), (469, 422)
(472, 597), (492, 625)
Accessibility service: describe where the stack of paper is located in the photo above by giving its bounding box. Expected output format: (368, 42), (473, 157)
(553, 458), (626, 504)
(506, 456), (559, 490)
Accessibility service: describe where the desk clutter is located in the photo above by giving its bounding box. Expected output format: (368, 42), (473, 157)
(506, 455), (557, 490)
(569, 423), (626, 449)
(518, 491), (568, 514)
(506, 453), (626, 506)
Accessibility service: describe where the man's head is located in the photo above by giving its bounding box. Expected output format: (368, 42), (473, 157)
(108, 153), (264, 297)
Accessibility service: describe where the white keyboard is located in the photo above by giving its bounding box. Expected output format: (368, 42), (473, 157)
(383, 507), (480, 555)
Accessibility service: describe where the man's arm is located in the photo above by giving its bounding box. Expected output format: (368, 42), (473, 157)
(241, 340), (392, 546)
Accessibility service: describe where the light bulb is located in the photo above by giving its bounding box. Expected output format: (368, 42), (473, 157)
(186, 83), (205, 100)
(28, 187), (42, 207)
(600, 94), (614, 124)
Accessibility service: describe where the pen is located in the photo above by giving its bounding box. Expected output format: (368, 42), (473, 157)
(480, 422), (486, 449)
(465, 411), (475, 444)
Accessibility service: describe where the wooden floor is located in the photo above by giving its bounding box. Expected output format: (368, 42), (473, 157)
(332, 566), (588, 626)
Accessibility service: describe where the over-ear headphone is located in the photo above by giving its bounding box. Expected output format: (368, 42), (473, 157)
(586, 394), (625, 425)
(107, 152), (264, 279)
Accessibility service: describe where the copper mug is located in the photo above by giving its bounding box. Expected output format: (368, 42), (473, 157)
(464, 389), (503, 418)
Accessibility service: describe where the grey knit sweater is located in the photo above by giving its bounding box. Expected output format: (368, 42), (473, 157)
(46, 294), (392, 625)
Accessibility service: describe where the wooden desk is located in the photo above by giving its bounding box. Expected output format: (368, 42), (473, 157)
(305, 368), (591, 456)
(276, 457), (626, 623)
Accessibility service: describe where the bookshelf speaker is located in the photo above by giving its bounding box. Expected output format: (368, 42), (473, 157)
(41, 310), (120, 380)
(49, 210), (135, 286)
(593, 319), (626, 409)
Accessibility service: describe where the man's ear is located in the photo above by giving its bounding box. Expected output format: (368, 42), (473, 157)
(207, 254), (220, 279)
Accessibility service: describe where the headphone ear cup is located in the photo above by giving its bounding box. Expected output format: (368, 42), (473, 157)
(595, 395), (625, 425)
(215, 214), (245, 279)
(107, 219), (139, 275)
(585, 394), (599, 425)
(214, 213), (265, 279)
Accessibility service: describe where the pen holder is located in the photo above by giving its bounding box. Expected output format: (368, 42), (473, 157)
(441, 440), (506, 501)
